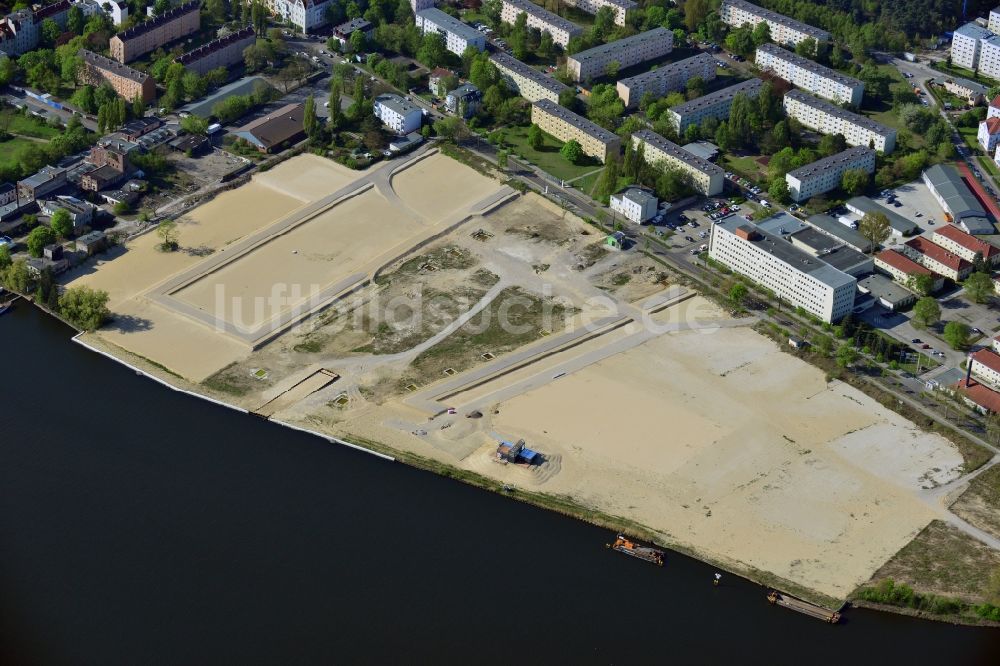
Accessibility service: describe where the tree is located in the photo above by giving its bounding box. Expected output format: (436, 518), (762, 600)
(560, 139), (583, 164)
(841, 169), (869, 196)
(328, 77), (344, 130)
(157, 219), (178, 251)
(50, 208), (73, 239)
(180, 115), (209, 135)
(40, 18), (61, 47)
(497, 149), (509, 170)
(964, 272), (995, 303)
(527, 123), (543, 150)
(604, 60), (620, 79)
(907, 273), (935, 297)
(943, 321), (971, 350)
(729, 282), (748, 305)
(58, 286), (110, 331)
(1, 259), (30, 294)
(768, 178), (790, 205)
(836, 343), (858, 368)
(67, 5), (85, 34)
(913, 297), (941, 328)
(0, 245), (9, 270)
(303, 93), (318, 138)
(26, 225), (56, 258)
(858, 211), (891, 253)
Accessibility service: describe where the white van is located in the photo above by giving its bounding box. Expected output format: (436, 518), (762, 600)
(759, 199), (771, 208)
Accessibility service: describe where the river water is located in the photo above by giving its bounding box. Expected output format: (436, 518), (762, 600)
(1, 305), (998, 665)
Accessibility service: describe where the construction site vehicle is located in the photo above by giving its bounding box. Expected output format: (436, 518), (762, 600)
(767, 590), (841, 624)
(607, 534), (664, 566)
(496, 439), (540, 465)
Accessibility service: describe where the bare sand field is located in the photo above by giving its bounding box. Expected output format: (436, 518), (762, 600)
(391, 152), (500, 220)
(173, 189), (412, 330)
(253, 154), (364, 202)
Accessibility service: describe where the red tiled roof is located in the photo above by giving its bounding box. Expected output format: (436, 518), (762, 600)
(991, 94), (1000, 108)
(985, 117), (1000, 134)
(954, 377), (1000, 412)
(875, 249), (931, 275)
(934, 223), (999, 258)
(904, 237), (970, 272)
(971, 348), (1000, 375)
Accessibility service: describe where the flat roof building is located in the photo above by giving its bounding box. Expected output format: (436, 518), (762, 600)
(109, 0), (200, 63)
(668, 78), (763, 133)
(844, 196), (918, 237)
(922, 163), (993, 234)
(500, 0), (582, 49)
(415, 8), (485, 56)
(805, 213), (873, 252)
(78, 49), (156, 103)
(566, 27), (673, 82)
(756, 43), (864, 106)
(610, 187), (657, 223)
(531, 99), (620, 163)
(615, 52), (717, 108)
(709, 215), (856, 322)
(631, 129), (724, 196)
(490, 52), (569, 104)
(856, 273), (917, 311)
(783, 89), (896, 154)
(374, 93), (422, 135)
(233, 102), (305, 153)
(720, 0), (829, 47)
(785, 146), (875, 203)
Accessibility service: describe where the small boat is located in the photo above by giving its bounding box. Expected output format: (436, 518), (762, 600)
(607, 534), (664, 566)
(0, 300), (13, 315)
(767, 590), (841, 624)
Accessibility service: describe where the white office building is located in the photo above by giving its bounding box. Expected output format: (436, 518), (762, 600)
(490, 52), (569, 104)
(415, 8), (485, 55)
(719, 0), (829, 47)
(755, 43), (864, 105)
(500, 0), (582, 49)
(566, 27), (673, 82)
(374, 94), (422, 135)
(783, 90), (896, 154)
(610, 188), (657, 223)
(667, 78), (763, 133)
(785, 146), (875, 203)
(709, 216), (856, 322)
(631, 129), (725, 196)
(616, 52), (716, 108)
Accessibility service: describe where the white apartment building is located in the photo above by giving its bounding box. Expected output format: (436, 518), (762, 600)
(74, 0), (128, 26)
(667, 78), (763, 133)
(616, 52), (716, 108)
(980, 116), (1000, 153)
(783, 90), (896, 154)
(566, 27), (673, 82)
(490, 52), (569, 104)
(610, 188), (657, 223)
(271, 0), (332, 34)
(720, 0), (829, 47)
(784, 146), (875, 203)
(991, 7), (1000, 33)
(410, 0), (436, 12)
(500, 0), (582, 49)
(567, 0), (636, 27)
(970, 348), (1000, 389)
(755, 43), (864, 105)
(0, 2), (70, 57)
(978, 35), (1000, 80)
(631, 129), (725, 196)
(374, 94), (422, 135)
(415, 8), (485, 55)
(951, 22), (994, 70)
(709, 216), (856, 322)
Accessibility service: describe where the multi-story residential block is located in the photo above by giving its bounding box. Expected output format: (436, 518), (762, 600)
(78, 49), (156, 103)
(630, 129), (724, 196)
(923, 164), (993, 234)
(970, 348), (1000, 389)
(901, 236), (973, 281)
(709, 216), (856, 322)
(615, 52), (716, 108)
(410, 0), (435, 12)
(428, 66), (456, 97)
(490, 52), (569, 104)
(943, 76), (988, 105)
(73, 0), (128, 26)
(109, 1), (200, 63)
(951, 22), (994, 71)
(566, 0), (636, 27)
(667, 78), (762, 133)
(415, 8), (485, 55)
(531, 99), (620, 163)
(271, 0), (332, 34)
(979, 34), (1000, 80)
(979, 116), (1000, 153)
(446, 83), (481, 118)
(566, 27), (672, 82)
(610, 188), (657, 223)
(755, 43), (864, 105)
(874, 249), (944, 292)
(176, 27), (256, 76)
(332, 17), (373, 45)
(932, 223), (1000, 265)
(784, 146), (874, 203)
(783, 89), (896, 154)
(720, 0), (829, 47)
(500, 0), (582, 49)
(0, 1), (70, 57)
(374, 93), (422, 135)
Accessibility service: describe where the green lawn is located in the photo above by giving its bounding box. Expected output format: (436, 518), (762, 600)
(0, 137), (45, 171)
(504, 124), (606, 185)
(1, 111), (60, 139)
(722, 154), (766, 182)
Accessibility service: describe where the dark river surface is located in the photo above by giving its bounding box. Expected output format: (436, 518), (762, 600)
(2, 304), (999, 665)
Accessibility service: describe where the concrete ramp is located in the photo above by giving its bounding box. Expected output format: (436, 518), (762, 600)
(253, 369), (340, 418)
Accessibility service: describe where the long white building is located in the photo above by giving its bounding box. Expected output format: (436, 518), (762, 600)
(415, 8), (485, 55)
(490, 52), (569, 104)
(500, 0), (582, 49)
(374, 93), (422, 135)
(667, 78), (763, 133)
(755, 43), (864, 105)
(566, 27), (672, 82)
(616, 52), (717, 108)
(720, 0), (829, 47)
(783, 90), (896, 154)
(784, 146), (875, 203)
(566, 0), (636, 27)
(631, 129), (725, 196)
(709, 216), (856, 322)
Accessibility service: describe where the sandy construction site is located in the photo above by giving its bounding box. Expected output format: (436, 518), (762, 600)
(70, 147), (974, 603)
